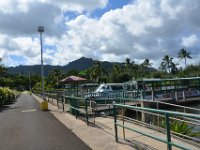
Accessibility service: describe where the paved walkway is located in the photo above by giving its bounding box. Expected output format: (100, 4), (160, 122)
(0, 94), (91, 150)
(34, 94), (200, 150)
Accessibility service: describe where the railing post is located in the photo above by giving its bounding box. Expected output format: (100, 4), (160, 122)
(123, 99), (125, 140)
(85, 98), (89, 125)
(165, 113), (172, 150)
(113, 101), (118, 142)
(48, 93), (49, 102)
(56, 93), (59, 108)
(75, 105), (78, 119)
(93, 101), (96, 124)
(62, 96), (65, 112)
(157, 102), (160, 127)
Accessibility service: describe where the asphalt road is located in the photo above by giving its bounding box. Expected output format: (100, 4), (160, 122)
(0, 94), (91, 150)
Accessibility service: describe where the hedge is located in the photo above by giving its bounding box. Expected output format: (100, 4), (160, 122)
(0, 87), (17, 106)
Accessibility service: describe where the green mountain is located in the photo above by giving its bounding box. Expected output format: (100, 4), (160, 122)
(7, 57), (114, 76)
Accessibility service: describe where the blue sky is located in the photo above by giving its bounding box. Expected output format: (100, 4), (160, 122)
(0, 0), (200, 69)
(91, 0), (132, 18)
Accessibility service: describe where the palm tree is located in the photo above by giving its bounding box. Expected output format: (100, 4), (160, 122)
(110, 64), (121, 82)
(124, 58), (135, 74)
(125, 58), (131, 66)
(48, 69), (64, 89)
(159, 61), (166, 72)
(113, 64), (121, 74)
(89, 61), (106, 83)
(178, 48), (192, 68)
(171, 62), (179, 75)
(160, 55), (173, 73)
(142, 59), (153, 68)
(125, 58), (133, 71)
(140, 59), (153, 77)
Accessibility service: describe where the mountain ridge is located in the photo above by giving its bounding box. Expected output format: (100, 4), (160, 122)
(7, 57), (116, 76)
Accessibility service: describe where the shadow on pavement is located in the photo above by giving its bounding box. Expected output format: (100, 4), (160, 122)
(0, 100), (18, 112)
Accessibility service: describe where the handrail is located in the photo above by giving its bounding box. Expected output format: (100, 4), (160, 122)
(156, 101), (200, 112)
(114, 104), (200, 119)
(113, 103), (200, 150)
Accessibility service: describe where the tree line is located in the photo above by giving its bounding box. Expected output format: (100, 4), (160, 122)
(0, 48), (199, 91)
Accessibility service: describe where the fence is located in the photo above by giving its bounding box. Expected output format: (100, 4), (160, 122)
(34, 90), (200, 149)
(113, 103), (200, 150)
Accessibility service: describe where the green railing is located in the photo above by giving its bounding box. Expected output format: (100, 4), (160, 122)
(34, 90), (200, 149)
(58, 95), (96, 125)
(113, 103), (200, 150)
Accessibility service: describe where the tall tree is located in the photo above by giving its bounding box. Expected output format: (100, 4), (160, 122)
(89, 61), (106, 83)
(125, 58), (131, 66)
(47, 69), (64, 89)
(159, 61), (167, 72)
(0, 65), (7, 77)
(171, 62), (179, 75)
(124, 58), (135, 74)
(160, 55), (174, 73)
(178, 48), (192, 68)
(140, 59), (153, 78)
(142, 59), (153, 68)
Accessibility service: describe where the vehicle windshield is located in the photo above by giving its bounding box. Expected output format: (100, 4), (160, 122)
(111, 85), (124, 90)
(94, 84), (105, 92)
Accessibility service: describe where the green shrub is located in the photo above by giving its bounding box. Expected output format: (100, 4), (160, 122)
(0, 87), (16, 106)
(160, 118), (200, 137)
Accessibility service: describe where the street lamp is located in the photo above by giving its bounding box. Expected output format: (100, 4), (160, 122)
(38, 26), (45, 101)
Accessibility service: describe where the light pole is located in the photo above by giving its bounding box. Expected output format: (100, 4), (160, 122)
(29, 72), (32, 94)
(38, 26), (45, 101)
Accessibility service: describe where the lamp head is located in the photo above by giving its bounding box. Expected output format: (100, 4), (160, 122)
(38, 26), (44, 33)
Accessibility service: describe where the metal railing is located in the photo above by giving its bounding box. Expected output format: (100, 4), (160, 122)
(113, 103), (200, 150)
(155, 101), (200, 113)
(58, 96), (96, 125)
(34, 90), (200, 149)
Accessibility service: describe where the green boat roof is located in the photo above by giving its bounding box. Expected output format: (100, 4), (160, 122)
(138, 77), (200, 83)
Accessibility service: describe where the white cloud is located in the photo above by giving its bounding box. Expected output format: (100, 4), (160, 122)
(47, 0), (108, 13)
(181, 34), (199, 48)
(59, 0), (200, 68)
(0, 0), (200, 68)
(0, 0), (108, 14)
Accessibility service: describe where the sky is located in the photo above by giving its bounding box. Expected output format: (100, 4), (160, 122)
(0, 0), (200, 69)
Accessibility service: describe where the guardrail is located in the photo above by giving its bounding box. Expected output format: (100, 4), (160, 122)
(34, 90), (200, 148)
(59, 96), (96, 125)
(34, 91), (94, 125)
(156, 101), (200, 113)
(113, 103), (200, 150)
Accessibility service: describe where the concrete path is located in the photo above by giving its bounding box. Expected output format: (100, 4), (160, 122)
(0, 94), (91, 150)
(35, 94), (133, 150)
(38, 95), (200, 150)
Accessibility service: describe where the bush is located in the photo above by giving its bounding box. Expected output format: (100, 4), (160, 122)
(0, 87), (17, 106)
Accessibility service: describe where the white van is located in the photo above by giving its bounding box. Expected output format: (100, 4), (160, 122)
(94, 83), (125, 93)
(85, 83), (125, 100)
